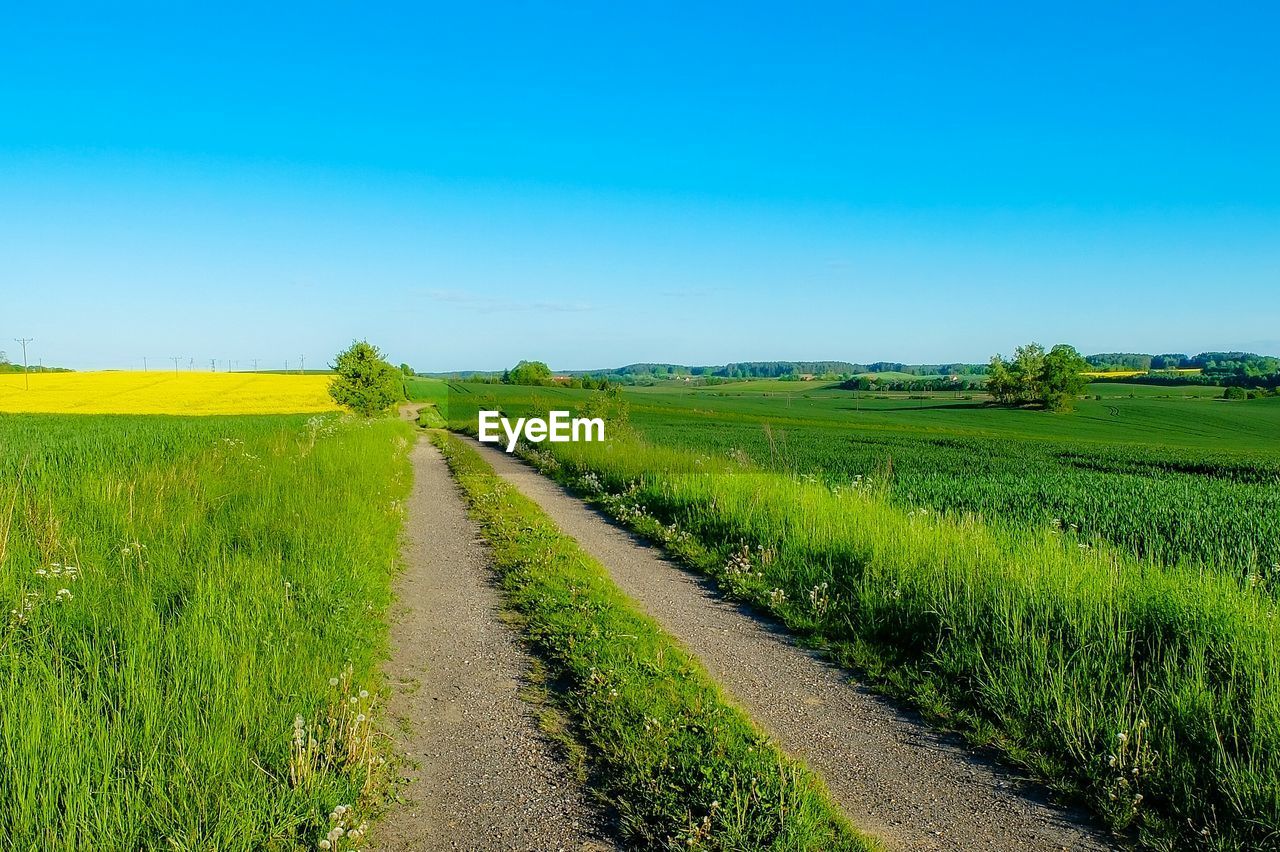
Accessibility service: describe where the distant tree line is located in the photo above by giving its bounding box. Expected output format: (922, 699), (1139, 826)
(610, 360), (991, 379)
(1222, 385), (1278, 401)
(0, 351), (72, 373)
(1086, 351), (1279, 376)
(433, 349), (1280, 394)
(498, 360), (614, 390)
(1092, 372), (1280, 391)
(839, 375), (984, 392)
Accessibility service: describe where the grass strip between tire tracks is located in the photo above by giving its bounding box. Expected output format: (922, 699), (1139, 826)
(431, 431), (877, 852)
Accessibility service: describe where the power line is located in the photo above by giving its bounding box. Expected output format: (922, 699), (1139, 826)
(13, 338), (33, 390)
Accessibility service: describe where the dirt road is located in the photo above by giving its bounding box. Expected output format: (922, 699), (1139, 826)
(466, 437), (1115, 852)
(373, 437), (613, 851)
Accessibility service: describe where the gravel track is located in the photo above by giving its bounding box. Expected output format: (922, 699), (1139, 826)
(467, 437), (1117, 852)
(372, 437), (614, 851)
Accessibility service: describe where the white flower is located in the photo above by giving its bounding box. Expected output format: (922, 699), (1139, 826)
(329, 678), (339, 687)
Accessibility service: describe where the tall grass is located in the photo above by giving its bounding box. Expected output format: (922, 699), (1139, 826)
(443, 382), (1280, 580)
(0, 413), (412, 849)
(519, 431), (1280, 850)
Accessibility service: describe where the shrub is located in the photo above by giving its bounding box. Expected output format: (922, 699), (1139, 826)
(328, 340), (402, 416)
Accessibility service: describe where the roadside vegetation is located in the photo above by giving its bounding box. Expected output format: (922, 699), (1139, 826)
(432, 432), (876, 852)
(0, 412), (412, 849)
(441, 382), (1280, 581)
(502, 428), (1280, 849)
(436, 376), (1280, 849)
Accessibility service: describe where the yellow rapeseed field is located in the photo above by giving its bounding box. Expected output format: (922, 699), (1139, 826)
(1081, 370), (1147, 378)
(0, 371), (340, 415)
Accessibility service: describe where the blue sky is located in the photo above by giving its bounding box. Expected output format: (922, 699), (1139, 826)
(1, 2), (1277, 371)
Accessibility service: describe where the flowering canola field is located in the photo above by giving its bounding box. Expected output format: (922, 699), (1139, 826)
(0, 371), (338, 415)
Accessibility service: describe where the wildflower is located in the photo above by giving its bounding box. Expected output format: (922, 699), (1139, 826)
(318, 841), (331, 851)
(329, 678), (339, 687)
(56, 588), (73, 601)
(359, 689), (369, 699)
(1117, 732), (1127, 744)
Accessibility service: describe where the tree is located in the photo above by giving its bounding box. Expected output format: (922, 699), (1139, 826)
(1040, 344), (1090, 411)
(399, 363), (415, 377)
(1223, 386), (1248, 401)
(1011, 343), (1046, 403)
(328, 340), (402, 416)
(985, 356), (1015, 404)
(506, 360), (552, 386)
(987, 342), (1089, 411)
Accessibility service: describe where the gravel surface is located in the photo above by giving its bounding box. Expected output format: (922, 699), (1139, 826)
(372, 437), (614, 851)
(469, 437), (1118, 852)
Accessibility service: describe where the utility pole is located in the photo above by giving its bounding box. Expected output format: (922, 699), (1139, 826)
(299, 355), (305, 375)
(210, 358), (216, 372)
(285, 359), (289, 372)
(13, 338), (32, 390)
(251, 358), (259, 372)
(171, 356), (180, 374)
(143, 356), (148, 372)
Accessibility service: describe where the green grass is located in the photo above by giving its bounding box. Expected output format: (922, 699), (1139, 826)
(432, 432), (876, 852)
(0, 412), (413, 850)
(442, 382), (1280, 580)
(509, 430), (1280, 849)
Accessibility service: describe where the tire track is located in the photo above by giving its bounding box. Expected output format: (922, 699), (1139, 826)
(373, 437), (613, 851)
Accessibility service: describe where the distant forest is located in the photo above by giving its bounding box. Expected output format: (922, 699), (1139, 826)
(426, 351), (1280, 389)
(0, 351), (70, 374)
(1086, 352), (1280, 389)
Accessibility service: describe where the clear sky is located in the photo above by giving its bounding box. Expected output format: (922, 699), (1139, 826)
(2, 1), (1277, 372)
